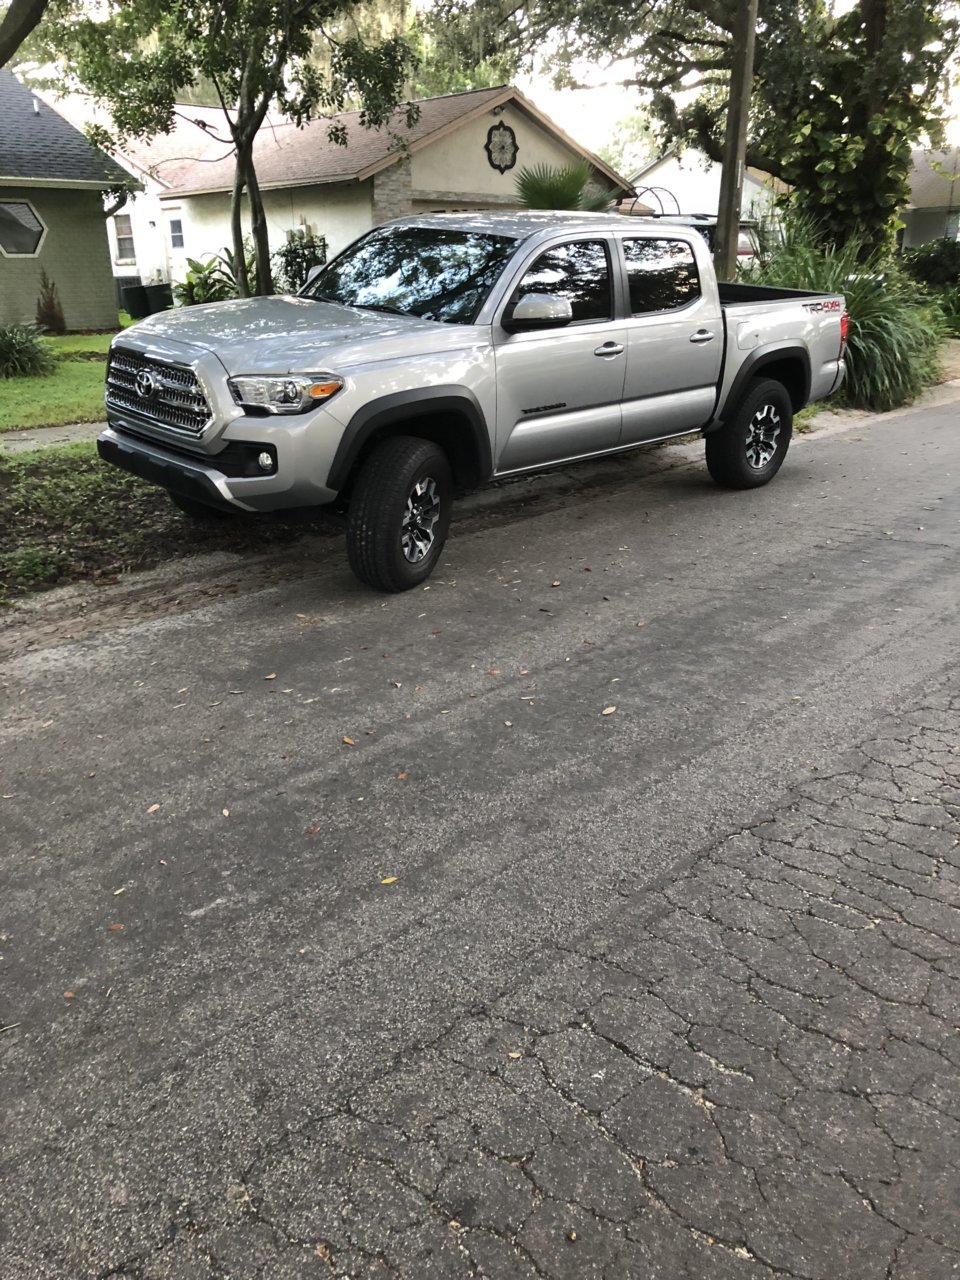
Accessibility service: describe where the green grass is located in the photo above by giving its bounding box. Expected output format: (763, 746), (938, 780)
(0, 329), (120, 431)
(48, 332), (115, 358)
(0, 358), (108, 431)
(0, 441), (334, 602)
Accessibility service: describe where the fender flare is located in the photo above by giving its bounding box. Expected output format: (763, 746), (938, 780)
(326, 386), (492, 491)
(705, 342), (811, 434)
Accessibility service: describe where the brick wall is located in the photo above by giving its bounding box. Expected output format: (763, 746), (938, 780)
(0, 186), (118, 330)
(371, 159), (413, 226)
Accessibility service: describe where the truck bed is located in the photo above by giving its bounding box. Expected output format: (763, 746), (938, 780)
(718, 281), (835, 306)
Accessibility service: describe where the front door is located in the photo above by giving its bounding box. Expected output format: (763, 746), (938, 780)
(493, 239), (626, 473)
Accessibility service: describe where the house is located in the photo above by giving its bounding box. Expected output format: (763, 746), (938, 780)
(902, 147), (960, 247)
(0, 69), (130, 330)
(146, 86), (633, 280)
(621, 149), (787, 221)
(35, 95), (248, 293)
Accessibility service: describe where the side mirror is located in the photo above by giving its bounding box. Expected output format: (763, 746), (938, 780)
(502, 292), (573, 333)
(302, 263), (324, 292)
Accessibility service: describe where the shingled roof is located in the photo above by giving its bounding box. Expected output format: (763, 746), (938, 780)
(154, 85), (630, 198)
(0, 68), (129, 188)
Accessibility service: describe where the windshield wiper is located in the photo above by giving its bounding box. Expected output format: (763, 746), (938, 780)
(350, 301), (413, 317)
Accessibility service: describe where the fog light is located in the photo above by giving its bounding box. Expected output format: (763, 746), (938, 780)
(257, 451), (274, 473)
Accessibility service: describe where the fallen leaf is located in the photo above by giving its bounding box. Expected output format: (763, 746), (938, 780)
(395, 771), (408, 781)
(602, 706), (617, 716)
(551, 580), (561, 587)
(567, 1231), (578, 1242)
(63, 991), (74, 999)
(112, 887), (127, 896)
(147, 803), (160, 814)
(264, 673), (277, 680)
(342, 736), (355, 746)
(507, 1051), (522, 1059)
(107, 923), (124, 932)
(305, 825), (321, 835)
(222, 808), (230, 817)
(380, 876), (398, 885)
(504, 721), (513, 727)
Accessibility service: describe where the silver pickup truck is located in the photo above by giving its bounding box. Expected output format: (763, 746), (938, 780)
(98, 212), (847, 591)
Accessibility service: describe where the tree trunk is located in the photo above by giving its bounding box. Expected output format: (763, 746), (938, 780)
(244, 155), (273, 295)
(230, 156), (250, 298)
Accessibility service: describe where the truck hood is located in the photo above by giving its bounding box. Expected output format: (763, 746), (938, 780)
(125, 295), (443, 374)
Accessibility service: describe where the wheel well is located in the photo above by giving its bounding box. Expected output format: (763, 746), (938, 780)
(343, 411), (487, 495)
(750, 358), (808, 412)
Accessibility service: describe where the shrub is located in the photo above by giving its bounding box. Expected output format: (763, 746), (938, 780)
(752, 216), (944, 412)
(936, 287), (960, 338)
(35, 268), (66, 334)
(902, 237), (960, 289)
(273, 234), (327, 293)
(0, 324), (55, 379)
(172, 255), (237, 306)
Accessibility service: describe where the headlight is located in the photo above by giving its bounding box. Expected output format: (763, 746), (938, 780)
(228, 374), (343, 414)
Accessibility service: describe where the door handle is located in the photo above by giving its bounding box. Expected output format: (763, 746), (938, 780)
(594, 342), (625, 357)
(689, 330), (716, 344)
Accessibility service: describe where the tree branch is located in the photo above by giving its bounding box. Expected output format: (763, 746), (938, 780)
(0, 0), (50, 68)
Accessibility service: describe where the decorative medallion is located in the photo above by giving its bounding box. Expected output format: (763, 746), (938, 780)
(485, 122), (518, 174)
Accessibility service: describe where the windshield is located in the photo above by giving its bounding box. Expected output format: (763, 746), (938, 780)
(301, 226), (519, 324)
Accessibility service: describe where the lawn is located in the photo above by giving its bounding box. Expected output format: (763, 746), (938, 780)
(0, 331), (114, 432)
(0, 441), (333, 602)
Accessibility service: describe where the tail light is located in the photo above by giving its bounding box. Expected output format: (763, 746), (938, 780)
(839, 310), (850, 358)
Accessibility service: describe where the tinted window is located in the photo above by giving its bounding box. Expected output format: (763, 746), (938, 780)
(303, 226), (519, 324)
(0, 201), (44, 255)
(513, 241), (611, 323)
(624, 239), (700, 314)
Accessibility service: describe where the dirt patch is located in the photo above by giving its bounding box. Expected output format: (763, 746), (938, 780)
(939, 337), (960, 382)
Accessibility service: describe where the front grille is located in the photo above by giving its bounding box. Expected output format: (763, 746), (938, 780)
(106, 348), (213, 437)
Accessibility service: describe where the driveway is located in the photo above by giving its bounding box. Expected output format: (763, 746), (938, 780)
(1, 396), (959, 1279)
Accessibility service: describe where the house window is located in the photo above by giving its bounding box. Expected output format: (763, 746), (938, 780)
(169, 218), (184, 249)
(114, 213), (136, 264)
(0, 200), (46, 257)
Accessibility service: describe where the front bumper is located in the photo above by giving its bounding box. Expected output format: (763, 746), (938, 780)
(98, 420), (340, 513)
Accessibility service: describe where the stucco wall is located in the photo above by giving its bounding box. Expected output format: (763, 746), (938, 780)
(902, 208), (960, 248)
(0, 186), (117, 330)
(163, 181), (374, 283)
(410, 102), (593, 204)
(630, 153), (777, 219)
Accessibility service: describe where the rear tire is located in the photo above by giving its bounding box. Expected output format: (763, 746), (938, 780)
(168, 490), (236, 520)
(705, 378), (793, 489)
(346, 436), (453, 592)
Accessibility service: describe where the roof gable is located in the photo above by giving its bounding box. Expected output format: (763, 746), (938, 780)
(0, 69), (129, 188)
(155, 86), (631, 198)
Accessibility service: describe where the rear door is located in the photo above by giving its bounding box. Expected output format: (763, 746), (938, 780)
(617, 234), (724, 444)
(493, 238), (627, 472)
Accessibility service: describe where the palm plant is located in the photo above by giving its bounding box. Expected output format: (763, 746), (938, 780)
(514, 161), (613, 212)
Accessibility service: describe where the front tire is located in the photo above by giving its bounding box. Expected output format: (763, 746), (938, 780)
(705, 378), (793, 489)
(346, 436), (453, 592)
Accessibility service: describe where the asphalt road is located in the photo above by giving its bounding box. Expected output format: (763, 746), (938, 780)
(2, 395), (959, 1280)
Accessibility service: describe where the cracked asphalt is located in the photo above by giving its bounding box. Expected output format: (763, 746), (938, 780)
(2, 395), (959, 1279)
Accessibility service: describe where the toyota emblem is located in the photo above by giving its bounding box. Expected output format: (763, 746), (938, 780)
(135, 368), (158, 400)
